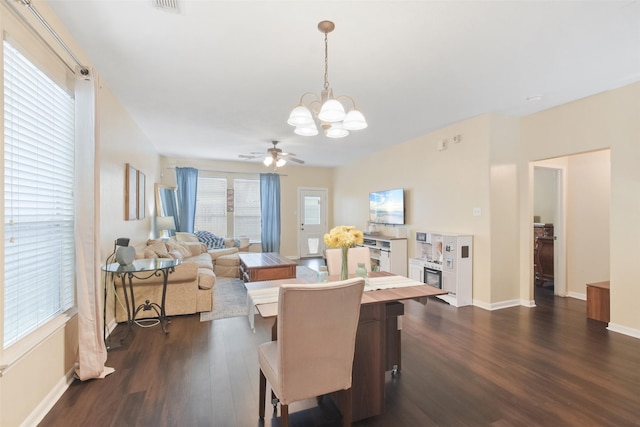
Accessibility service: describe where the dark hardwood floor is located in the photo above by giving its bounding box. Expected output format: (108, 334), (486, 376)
(39, 265), (640, 427)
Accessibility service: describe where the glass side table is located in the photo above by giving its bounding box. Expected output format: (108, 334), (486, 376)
(102, 258), (180, 349)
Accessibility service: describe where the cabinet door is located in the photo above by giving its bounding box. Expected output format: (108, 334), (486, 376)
(408, 262), (423, 282)
(379, 251), (391, 272)
(442, 271), (456, 294)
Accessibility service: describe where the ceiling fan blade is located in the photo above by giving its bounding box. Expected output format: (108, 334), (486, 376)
(280, 152), (296, 157)
(239, 154), (260, 159)
(288, 157), (305, 164)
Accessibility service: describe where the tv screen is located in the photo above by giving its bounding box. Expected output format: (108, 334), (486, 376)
(369, 188), (405, 225)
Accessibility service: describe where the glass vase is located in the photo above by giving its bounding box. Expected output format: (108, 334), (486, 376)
(341, 247), (349, 280)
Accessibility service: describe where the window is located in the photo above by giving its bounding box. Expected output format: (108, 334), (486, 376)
(194, 177), (227, 236)
(234, 179), (261, 240)
(3, 40), (75, 348)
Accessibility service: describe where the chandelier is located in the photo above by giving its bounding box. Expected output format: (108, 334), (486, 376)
(287, 20), (367, 138)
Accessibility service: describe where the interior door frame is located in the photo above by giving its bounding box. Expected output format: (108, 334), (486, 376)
(532, 162), (567, 297)
(297, 187), (328, 259)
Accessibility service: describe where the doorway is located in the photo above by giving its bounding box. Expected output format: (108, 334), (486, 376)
(532, 163), (567, 297)
(298, 187), (328, 258)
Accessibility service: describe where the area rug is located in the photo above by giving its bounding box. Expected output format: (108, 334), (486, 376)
(200, 265), (318, 322)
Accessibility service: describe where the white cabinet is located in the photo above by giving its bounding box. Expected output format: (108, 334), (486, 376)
(408, 258), (424, 282)
(360, 236), (407, 276)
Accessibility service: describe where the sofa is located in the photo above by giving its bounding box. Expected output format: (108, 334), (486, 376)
(173, 231), (253, 278)
(114, 239), (216, 323)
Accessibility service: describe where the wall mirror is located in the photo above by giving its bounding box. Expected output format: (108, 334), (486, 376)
(155, 184), (180, 232)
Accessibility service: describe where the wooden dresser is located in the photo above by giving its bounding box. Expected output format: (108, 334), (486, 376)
(534, 224), (554, 286)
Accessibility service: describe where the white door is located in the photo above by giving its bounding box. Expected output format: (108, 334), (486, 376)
(298, 188), (328, 258)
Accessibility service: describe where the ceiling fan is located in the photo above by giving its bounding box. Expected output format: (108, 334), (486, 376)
(239, 141), (305, 168)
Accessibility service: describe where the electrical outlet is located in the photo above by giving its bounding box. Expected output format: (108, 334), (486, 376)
(473, 207), (481, 217)
(453, 134), (462, 143)
(437, 139), (447, 151)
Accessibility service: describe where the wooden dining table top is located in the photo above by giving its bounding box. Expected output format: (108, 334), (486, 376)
(246, 271), (448, 318)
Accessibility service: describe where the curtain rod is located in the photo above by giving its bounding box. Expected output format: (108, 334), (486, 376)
(10, 0), (89, 75)
(165, 167), (287, 177)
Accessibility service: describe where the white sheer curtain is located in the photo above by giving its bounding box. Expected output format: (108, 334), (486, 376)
(74, 68), (114, 380)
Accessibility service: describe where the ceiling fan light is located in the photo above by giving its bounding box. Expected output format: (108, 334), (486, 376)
(287, 105), (314, 126)
(326, 123), (349, 139)
(263, 156), (273, 166)
(318, 98), (346, 123)
(343, 109), (368, 130)
(276, 158), (287, 167)
(295, 123), (319, 136)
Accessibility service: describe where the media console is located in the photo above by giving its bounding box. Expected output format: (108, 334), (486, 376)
(359, 235), (407, 276)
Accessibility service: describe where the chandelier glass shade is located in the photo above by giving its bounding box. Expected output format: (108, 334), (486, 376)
(287, 21), (367, 139)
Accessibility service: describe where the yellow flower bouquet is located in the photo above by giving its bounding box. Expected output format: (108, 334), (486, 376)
(324, 225), (364, 279)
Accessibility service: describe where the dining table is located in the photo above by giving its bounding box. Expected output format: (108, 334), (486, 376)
(246, 271), (447, 421)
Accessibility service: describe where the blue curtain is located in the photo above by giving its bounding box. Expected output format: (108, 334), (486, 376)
(176, 167), (198, 233)
(260, 173), (281, 253)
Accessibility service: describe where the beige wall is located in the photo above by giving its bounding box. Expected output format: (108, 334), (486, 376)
(566, 150), (610, 295)
(534, 168), (556, 223)
(160, 157), (334, 258)
(521, 83), (640, 332)
(333, 115), (494, 305)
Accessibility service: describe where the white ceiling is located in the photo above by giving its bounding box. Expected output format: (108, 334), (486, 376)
(46, 0), (640, 167)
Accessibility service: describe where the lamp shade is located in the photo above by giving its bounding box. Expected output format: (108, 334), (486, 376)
(156, 216), (176, 232)
(287, 105), (314, 126)
(276, 158), (287, 167)
(326, 123), (349, 139)
(295, 123), (319, 136)
(263, 156), (273, 166)
(318, 98), (346, 123)
(343, 109), (368, 130)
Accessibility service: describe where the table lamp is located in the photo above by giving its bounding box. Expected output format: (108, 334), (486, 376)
(156, 215), (176, 239)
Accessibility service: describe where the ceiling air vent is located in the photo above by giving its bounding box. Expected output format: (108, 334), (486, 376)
(152, 0), (180, 13)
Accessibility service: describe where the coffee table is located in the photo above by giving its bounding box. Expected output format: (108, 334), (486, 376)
(238, 252), (297, 282)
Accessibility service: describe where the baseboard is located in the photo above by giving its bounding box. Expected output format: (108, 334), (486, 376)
(567, 291), (586, 300)
(472, 299), (523, 311)
(607, 323), (640, 340)
(22, 367), (75, 427)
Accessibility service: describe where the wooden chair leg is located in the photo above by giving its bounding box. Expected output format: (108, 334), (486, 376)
(259, 369), (266, 419)
(281, 403), (289, 427)
(342, 388), (352, 426)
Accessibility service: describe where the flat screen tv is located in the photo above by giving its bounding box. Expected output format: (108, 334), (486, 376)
(369, 188), (405, 225)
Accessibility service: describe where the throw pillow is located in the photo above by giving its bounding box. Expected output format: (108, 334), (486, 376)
(167, 241), (192, 258)
(175, 232), (199, 243)
(195, 230), (226, 250)
(167, 250), (184, 261)
(143, 248), (156, 259)
(147, 240), (170, 258)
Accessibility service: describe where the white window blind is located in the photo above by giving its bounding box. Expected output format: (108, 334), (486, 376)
(194, 177), (227, 236)
(3, 40), (76, 348)
(234, 179), (261, 240)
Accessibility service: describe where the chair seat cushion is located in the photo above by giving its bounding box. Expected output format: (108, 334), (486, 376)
(258, 341), (281, 398)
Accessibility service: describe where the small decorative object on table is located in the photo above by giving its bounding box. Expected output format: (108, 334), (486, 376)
(317, 265), (329, 283)
(324, 225), (364, 280)
(356, 262), (368, 281)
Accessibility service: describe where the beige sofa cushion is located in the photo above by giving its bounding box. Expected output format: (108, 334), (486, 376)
(186, 253), (215, 270)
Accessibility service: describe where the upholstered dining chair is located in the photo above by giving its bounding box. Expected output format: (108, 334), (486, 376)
(258, 278), (365, 427)
(347, 247), (371, 275)
(325, 248), (343, 276)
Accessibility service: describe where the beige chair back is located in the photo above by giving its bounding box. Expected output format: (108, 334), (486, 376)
(325, 248), (343, 276)
(347, 246), (371, 274)
(276, 278), (364, 402)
